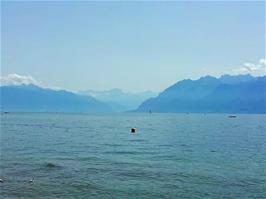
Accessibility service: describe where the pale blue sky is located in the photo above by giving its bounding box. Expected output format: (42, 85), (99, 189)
(1, 1), (265, 92)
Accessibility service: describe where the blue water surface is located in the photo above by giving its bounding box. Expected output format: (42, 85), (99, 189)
(0, 113), (265, 198)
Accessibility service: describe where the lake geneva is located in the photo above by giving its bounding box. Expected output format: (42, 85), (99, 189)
(1, 113), (265, 198)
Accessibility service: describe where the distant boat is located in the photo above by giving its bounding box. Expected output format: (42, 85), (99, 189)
(228, 115), (237, 118)
(149, 110), (152, 114)
(4, 112), (9, 114)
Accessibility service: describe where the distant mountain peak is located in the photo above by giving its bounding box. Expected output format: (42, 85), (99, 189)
(0, 85), (111, 112)
(219, 74), (254, 84)
(219, 74), (253, 79)
(199, 75), (217, 80)
(136, 74), (265, 113)
(78, 88), (158, 111)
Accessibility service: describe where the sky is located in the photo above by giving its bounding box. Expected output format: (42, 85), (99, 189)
(1, 1), (265, 92)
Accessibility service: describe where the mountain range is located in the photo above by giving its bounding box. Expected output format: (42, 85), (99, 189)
(78, 89), (157, 112)
(136, 74), (266, 113)
(1, 74), (265, 113)
(0, 84), (111, 112)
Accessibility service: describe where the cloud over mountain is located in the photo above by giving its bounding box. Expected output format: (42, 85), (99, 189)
(0, 74), (40, 86)
(235, 58), (266, 76)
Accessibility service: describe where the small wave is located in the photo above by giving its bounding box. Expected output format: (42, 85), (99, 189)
(104, 150), (156, 155)
(150, 155), (176, 161)
(78, 156), (108, 163)
(127, 139), (147, 143)
(103, 143), (125, 147)
(180, 144), (189, 147)
(158, 144), (172, 147)
(42, 162), (62, 169)
(182, 149), (193, 152)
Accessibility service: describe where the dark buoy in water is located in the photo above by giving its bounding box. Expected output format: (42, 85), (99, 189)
(0, 178), (3, 183)
(29, 177), (34, 183)
(131, 128), (136, 133)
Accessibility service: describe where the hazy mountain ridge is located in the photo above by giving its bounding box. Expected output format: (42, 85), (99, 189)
(0, 84), (111, 112)
(1, 74), (265, 113)
(136, 74), (266, 113)
(78, 89), (158, 112)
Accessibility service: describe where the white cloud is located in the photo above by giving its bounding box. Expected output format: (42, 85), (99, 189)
(259, 59), (266, 65)
(234, 58), (266, 76)
(0, 74), (40, 86)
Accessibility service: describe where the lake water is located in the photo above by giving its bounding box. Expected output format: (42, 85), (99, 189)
(0, 113), (265, 198)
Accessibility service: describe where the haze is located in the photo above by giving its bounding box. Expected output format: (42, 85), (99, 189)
(1, 1), (265, 92)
